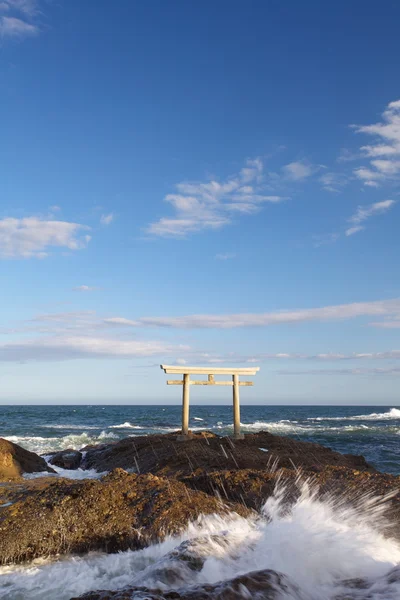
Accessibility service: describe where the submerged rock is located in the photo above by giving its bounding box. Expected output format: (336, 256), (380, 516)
(0, 438), (55, 482)
(48, 449), (83, 470)
(0, 468), (250, 565)
(71, 569), (302, 599)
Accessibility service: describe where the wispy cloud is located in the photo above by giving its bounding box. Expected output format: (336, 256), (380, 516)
(100, 213), (114, 226)
(11, 298), (400, 335)
(345, 199), (396, 236)
(0, 217), (91, 258)
(3, 306), (400, 364)
(100, 298), (400, 330)
(0, 14), (37, 36)
(282, 160), (316, 181)
(312, 232), (340, 247)
(0, 336), (189, 362)
(215, 252), (236, 260)
(72, 285), (99, 292)
(146, 158), (288, 237)
(319, 172), (348, 193)
(0, 0), (40, 39)
(280, 367), (400, 376)
(353, 100), (400, 186)
(3, 0), (39, 16)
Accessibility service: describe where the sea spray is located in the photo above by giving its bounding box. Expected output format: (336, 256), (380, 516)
(0, 478), (399, 600)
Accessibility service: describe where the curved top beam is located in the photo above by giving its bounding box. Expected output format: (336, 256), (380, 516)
(160, 364), (260, 375)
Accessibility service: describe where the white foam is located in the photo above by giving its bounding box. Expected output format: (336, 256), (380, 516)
(308, 408), (400, 422)
(0, 480), (399, 599)
(109, 422), (144, 429)
(4, 431), (120, 455)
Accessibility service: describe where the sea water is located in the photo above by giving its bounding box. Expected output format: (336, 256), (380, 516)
(0, 404), (399, 474)
(0, 404), (399, 599)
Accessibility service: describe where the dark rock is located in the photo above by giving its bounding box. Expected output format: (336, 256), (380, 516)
(82, 431), (375, 476)
(48, 449), (82, 470)
(71, 569), (301, 599)
(0, 468), (250, 565)
(0, 438), (55, 482)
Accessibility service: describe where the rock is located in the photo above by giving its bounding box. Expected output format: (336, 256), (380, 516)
(0, 468), (250, 565)
(82, 431), (375, 477)
(48, 449), (83, 470)
(0, 438), (55, 482)
(183, 465), (400, 538)
(71, 569), (301, 599)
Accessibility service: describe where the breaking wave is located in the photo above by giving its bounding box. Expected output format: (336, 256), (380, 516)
(109, 422), (144, 429)
(4, 431), (119, 455)
(308, 407), (400, 422)
(0, 480), (399, 599)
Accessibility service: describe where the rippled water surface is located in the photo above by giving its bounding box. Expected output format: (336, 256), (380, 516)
(1, 404), (399, 474)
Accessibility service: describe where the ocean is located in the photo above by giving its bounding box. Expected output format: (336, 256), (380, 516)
(1, 404), (400, 600)
(1, 404), (399, 474)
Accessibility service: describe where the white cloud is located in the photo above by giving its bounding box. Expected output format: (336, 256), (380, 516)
(146, 158), (287, 237)
(0, 217), (91, 258)
(345, 226), (364, 237)
(280, 367), (400, 376)
(319, 172), (348, 193)
(337, 148), (360, 163)
(130, 298), (400, 329)
(2, 0), (38, 16)
(370, 320), (400, 329)
(13, 298), (400, 336)
(100, 213), (114, 226)
(0, 0), (40, 39)
(215, 252), (236, 260)
(0, 336), (188, 362)
(4, 305), (400, 364)
(103, 317), (138, 327)
(282, 160), (315, 181)
(353, 100), (400, 185)
(0, 14), (37, 36)
(345, 199), (396, 236)
(72, 285), (99, 292)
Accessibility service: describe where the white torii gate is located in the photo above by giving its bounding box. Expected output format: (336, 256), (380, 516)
(160, 365), (260, 440)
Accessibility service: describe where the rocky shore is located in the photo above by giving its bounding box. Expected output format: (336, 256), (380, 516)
(0, 430), (399, 599)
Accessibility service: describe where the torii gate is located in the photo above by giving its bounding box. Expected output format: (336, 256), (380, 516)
(160, 365), (260, 440)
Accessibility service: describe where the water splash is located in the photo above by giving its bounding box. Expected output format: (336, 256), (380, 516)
(0, 479), (399, 599)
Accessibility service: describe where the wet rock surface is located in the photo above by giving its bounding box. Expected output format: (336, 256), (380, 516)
(1, 431), (399, 599)
(72, 569), (299, 600)
(0, 468), (249, 565)
(48, 449), (83, 470)
(0, 437), (55, 482)
(81, 430), (374, 476)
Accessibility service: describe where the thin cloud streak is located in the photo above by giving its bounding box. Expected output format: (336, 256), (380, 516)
(0, 336), (190, 362)
(279, 367), (400, 376)
(7, 299), (400, 336)
(345, 200), (396, 236)
(131, 298), (400, 329)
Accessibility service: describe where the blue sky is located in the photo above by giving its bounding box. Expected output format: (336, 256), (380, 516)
(1, 0), (400, 404)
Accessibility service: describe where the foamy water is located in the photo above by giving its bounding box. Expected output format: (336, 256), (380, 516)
(0, 481), (399, 599)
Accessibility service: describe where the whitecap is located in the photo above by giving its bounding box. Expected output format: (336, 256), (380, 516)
(109, 422), (143, 429)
